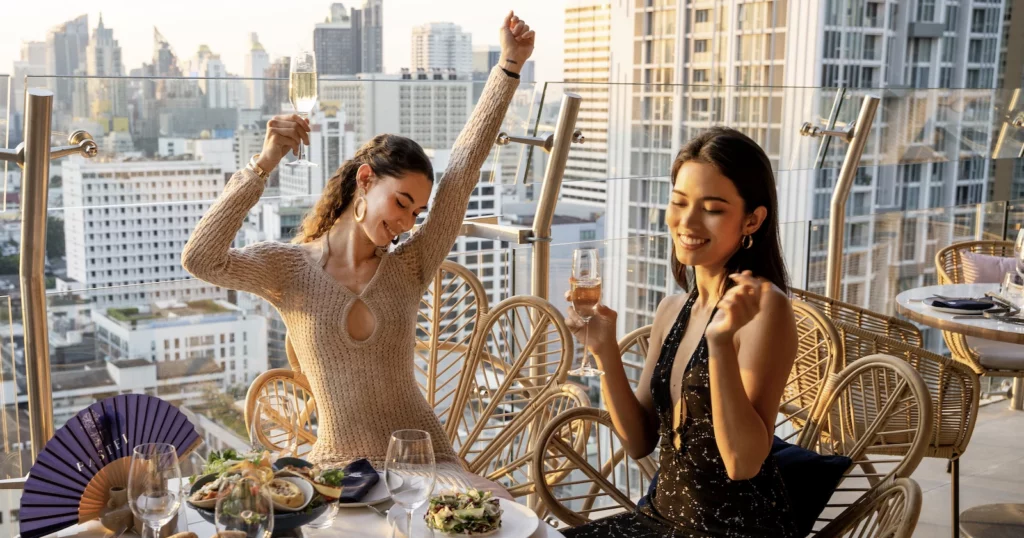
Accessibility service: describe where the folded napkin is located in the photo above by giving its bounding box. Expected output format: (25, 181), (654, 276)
(930, 298), (993, 311)
(338, 459), (380, 503)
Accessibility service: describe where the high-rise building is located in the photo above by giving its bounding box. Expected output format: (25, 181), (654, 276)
(245, 33), (271, 110)
(560, 0), (611, 209)
(46, 14), (90, 117)
(263, 56), (291, 115)
(471, 44), (535, 83)
(314, 1), (384, 76)
(85, 15), (127, 122)
(60, 158), (231, 308)
(12, 42), (47, 118)
(319, 71), (471, 149)
(412, 22), (473, 75)
(604, 0), (1009, 331)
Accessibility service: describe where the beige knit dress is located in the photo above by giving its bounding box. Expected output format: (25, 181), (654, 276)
(181, 66), (519, 489)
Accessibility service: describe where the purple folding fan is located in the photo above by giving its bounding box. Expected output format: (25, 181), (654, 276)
(19, 394), (202, 538)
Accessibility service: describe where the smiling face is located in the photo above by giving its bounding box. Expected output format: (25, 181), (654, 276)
(357, 164), (433, 247)
(665, 160), (766, 271)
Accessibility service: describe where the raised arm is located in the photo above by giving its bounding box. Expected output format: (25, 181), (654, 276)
(181, 114), (311, 305)
(402, 12), (533, 281)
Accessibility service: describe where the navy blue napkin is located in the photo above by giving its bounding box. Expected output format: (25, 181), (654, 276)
(338, 459), (381, 503)
(931, 299), (992, 311)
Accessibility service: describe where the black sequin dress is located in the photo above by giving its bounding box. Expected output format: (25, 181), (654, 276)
(563, 292), (798, 538)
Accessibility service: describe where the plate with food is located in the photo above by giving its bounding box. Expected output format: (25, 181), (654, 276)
(273, 457), (347, 499)
(391, 489), (538, 537)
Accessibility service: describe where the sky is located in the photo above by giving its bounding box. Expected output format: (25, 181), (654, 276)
(0, 0), (565, 83)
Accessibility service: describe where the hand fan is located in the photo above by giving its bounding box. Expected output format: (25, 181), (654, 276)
(18, 394), (203, 538)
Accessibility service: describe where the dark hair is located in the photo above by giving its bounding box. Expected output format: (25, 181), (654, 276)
(669, 127), (789, 293)
(293, 134), (434, 243)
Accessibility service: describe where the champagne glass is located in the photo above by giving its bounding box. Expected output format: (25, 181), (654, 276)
(214, 475), (274, 538)
(127, 443), (182, 538)
(570, 248), (605, 376)
(286, 49), (318, 167)
(250, 394), (299, 459)
(384, 430), (436, 538)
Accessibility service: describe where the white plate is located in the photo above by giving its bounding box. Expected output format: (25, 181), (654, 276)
(271, 476), (313, 512)
(923, 298), (995, 315)
(337, 471), (404, 508)
(389, 498), (539, 538)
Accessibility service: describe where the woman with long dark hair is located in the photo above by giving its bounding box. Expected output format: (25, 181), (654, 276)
(182, 12), (534, 495)
(562, 127), (799, 536)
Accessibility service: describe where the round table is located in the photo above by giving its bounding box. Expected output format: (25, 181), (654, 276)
(895, 283), (1024, 345)
(960, 503), (1024, 538)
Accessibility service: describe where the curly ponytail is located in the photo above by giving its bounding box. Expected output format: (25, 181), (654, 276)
(292, 134), (434, 244)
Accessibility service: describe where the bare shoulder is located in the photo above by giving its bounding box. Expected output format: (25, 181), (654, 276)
(652, 293), (688, 338)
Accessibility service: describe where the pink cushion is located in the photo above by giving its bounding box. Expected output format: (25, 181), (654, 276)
(960, 251), (1015, 284)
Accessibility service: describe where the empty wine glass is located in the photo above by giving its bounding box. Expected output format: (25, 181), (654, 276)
(1015, 228), (1024, 279)
(250, 395), (299, 459)
(214, 475), (274, 538)
(286, 49), (317, 167)
(384, 430), (436, 538)
(570, 248), (604, 376)
(127, 443), (182, 538)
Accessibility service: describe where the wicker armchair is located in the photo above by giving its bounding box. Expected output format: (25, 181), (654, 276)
(935, 240), (1024, 379)
(531, 355), (933, 537)
(793, 288), (981, 534)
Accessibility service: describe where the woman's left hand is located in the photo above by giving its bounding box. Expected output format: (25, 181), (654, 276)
(499, 11), (535, 73)
(706, 271), (772, 346)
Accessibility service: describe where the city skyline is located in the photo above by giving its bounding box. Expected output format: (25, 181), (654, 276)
(0, 0), (565, 83)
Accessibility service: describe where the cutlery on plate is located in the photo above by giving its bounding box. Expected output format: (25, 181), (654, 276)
(368, 497), (395, 517)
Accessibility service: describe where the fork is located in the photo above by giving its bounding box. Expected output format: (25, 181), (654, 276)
(368, 497), (395, 518)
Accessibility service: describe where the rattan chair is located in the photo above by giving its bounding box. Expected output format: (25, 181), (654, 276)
(793, 288), (980, 534)
(532, 355), (933, 537)
(820, 477), (922, 538)
(244, 369), (318, 456)
(935, 240), (1024, 379)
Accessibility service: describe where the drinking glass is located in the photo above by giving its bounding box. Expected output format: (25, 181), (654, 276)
(250, 394), (299, 459)
(214, 475), (274, 538)
(286, 49), (317, 167)
(127, 443), (182, 538)
(384, 430), (436, 538)
(1015, 228), (1024, 280)
(569, 248), (604, 376)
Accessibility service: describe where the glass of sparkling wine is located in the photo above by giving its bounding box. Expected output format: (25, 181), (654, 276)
(570, 248), (604, 376)
(287, 49), (317, 167)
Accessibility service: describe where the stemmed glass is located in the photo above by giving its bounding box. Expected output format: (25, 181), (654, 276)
(127, 443), (182, 538)
(214, 475), (274, 538)
(569, 248), (605, 376)
(1014, 228), (1024, 280)
(384, 429), (436, 538)
(250, 394), (300, 459)
(287, 49), (318, 167)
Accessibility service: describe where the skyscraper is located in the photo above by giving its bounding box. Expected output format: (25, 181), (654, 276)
(263, 57), (291, 115)
(411, 22), (473, 75)
(314, 1), (384, 76)
(85, 15), (127, 121)
(46, 14), (90, 116)
(245, 33), (271, 110)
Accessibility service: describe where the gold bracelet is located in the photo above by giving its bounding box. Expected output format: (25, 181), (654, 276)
(247, 154), (270, 182)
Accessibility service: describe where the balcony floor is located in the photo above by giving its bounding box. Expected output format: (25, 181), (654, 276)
(912, 400), (1024, 537)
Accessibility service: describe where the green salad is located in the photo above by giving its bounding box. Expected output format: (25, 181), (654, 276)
(424, 489), (503, 535)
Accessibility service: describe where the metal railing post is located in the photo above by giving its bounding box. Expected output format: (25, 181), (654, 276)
(823, 95), (880, 300)
(21, 89), (55, 461)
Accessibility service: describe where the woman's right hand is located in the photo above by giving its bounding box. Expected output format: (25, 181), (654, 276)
(564, 291), (620, 361)
(255, 114), (311, 172)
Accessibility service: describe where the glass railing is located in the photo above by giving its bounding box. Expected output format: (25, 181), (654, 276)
(2, 74), (1023, 487)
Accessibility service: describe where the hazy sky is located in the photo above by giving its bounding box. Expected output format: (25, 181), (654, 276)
(0, 0), (565, 82)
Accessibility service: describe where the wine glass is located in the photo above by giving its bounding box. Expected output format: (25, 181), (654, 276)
(570, 248), (604, 376)
(384, 430), (436, 537)
(1015, 228), (1024, 279)
(214, 475), (274, 538)
(127, 443), (182, 538)
(286, 49), (317, 167)
(250, 394), (299, 459)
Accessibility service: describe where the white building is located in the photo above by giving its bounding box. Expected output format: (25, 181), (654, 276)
(244, 33), (271, 110)
(603, 0), (1009, 331)
(60, 157), (230, 308)
(319, 72), (472, 150)
(560, 0), (611, 209)
(411, 22), (473, 75)
(93, 298), (267, 389)
(158, 137), (236, 173)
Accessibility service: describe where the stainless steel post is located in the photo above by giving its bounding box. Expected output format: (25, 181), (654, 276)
(825, 94), (880, 300)
(531, 92), (581, 301)
(21, 88), (55, 461)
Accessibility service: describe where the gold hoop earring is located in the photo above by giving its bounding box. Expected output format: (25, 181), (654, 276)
(353, 190), (367, 223)
(742, 234), (754, 249)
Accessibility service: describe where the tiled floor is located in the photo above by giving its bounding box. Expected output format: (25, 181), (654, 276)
(911, 401), (1024, 537)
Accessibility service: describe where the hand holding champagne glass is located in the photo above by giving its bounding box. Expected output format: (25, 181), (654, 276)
(287, 49), (317, 167)
(570, 248), (604, 376)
